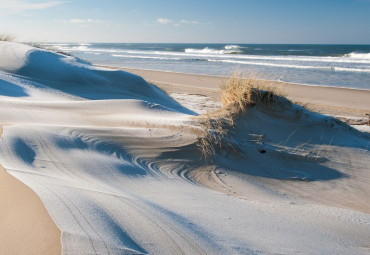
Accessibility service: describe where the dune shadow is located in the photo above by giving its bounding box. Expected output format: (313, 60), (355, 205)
(13, 138), (36, 164)
(216, 159), (347, 181)
(54, 132), (148, 177)
(0, 79), (29, 97)
(156, 139), (347, 182)
(76, 198), (148, 254)
(212, 136), (348, 181)
(17, 51), (196, 115)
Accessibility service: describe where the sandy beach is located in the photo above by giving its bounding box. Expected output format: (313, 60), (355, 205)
(116, 67), (370, 122)
(0, 126), (61, 255)
(1, 42), (369, 254)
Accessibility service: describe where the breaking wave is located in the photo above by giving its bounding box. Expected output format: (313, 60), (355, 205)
(184, 47), (242, 54)
(345, 52), (370, 60)
(224, 45), (243, 50)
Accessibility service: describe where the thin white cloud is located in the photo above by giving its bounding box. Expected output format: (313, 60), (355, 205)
(180, 20), (199, 24)
(69, 19), (94, 24)
(0, 1), (64, 16)
(55, 19), (112, 24)
(157, 18), (172, 25)
(154, 18), (209, 27)
(54, 18), (115, 28)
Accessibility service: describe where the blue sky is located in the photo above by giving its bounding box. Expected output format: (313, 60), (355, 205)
(1, 0), (370, 43)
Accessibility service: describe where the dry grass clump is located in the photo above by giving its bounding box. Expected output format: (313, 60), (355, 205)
(196, 113), (237, 162)
(0, 33), (15, 42)
(221, 70), (285, 115)
(196, 70), (285, 161)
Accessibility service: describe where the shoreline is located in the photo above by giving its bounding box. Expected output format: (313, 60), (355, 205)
(0, 125), (61, 255)
(102, 66), (370, 92)
(100, 66), (370, 122)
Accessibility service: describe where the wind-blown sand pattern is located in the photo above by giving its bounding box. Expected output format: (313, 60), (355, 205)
(0, 41), (369, 254)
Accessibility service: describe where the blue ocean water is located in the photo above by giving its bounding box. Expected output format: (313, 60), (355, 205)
(44, 43), (370, 89)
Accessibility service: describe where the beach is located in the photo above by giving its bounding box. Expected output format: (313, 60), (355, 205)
(0, 126), (61, 255)
(115, 67), (370, 122)
(1, 41), (370, 254)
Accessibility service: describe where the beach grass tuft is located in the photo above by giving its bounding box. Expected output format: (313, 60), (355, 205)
(221, 69), (285, 115)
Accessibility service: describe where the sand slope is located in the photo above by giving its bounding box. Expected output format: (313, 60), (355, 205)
(0, 126), (61, 255)
(0, 42), (369, 255)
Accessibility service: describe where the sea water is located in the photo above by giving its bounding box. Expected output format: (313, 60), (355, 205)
(44, 43), (370, 89)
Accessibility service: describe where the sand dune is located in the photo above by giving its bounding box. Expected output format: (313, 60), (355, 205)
(0, 41), (369, 254)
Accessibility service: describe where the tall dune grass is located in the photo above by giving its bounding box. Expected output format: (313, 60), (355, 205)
(221, 70), (285, 115)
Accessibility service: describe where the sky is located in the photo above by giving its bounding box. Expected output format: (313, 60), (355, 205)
(1, 0), (370, 44)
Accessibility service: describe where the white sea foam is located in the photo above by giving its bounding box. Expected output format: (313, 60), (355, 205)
(51, 44), (369, 65)
(185, 47), (241, 54)
(55, 45), (124, 54)
(76, 45), (89, 51)
(185, 47), (226, 54)
(232, 55), (370, 64)
(111, 50), (370, 64)
(208, 59), (370, 73)
(224, 45), (243, 50)
(345, 52), (370, 60)
(112, 54), (181, 61)
(208, 59), (326, 69)
(332, 67), (370, 73)
(286, 49), (305, 52)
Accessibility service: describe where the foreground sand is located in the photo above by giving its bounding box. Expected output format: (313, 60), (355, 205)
(117, 67), (370, 122)
(0, 126), (61, 255)
(1, 42), (369, 254)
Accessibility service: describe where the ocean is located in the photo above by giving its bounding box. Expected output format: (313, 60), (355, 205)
(43, 43), (370, 89)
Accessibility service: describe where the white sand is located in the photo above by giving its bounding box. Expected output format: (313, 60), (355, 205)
(0, 41), (369, 254)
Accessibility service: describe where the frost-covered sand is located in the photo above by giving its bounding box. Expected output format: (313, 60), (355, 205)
(0, 41), (370, 254)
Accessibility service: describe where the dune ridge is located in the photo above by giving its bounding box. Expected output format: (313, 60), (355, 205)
(0, 41), (369, 254)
